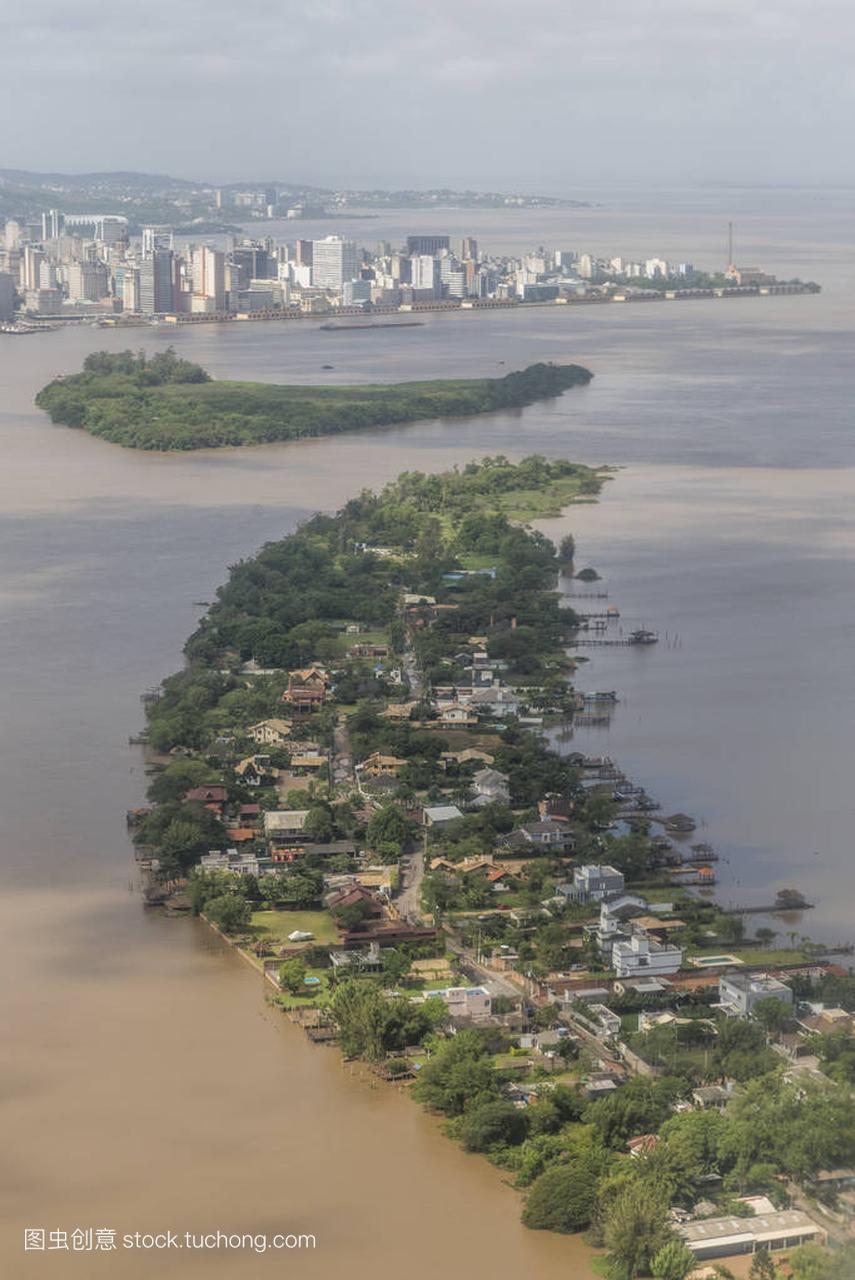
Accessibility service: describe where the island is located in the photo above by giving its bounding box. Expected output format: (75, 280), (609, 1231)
(130, 456), (855, 1280)
(34, 350), (593, 451)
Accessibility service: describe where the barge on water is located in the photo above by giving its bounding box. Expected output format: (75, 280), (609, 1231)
(319, 320), (425, 332)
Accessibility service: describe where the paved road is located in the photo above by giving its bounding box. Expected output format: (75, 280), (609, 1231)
(331, 717), (354, 788)
(395, 845), (424, 922)
(401, 636), (423, 701)
(444, 936), (527, 1001)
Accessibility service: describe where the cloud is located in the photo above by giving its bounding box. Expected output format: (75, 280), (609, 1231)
(0, 0), (851, 187)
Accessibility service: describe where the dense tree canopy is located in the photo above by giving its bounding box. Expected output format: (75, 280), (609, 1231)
(36, 355), (593, 451)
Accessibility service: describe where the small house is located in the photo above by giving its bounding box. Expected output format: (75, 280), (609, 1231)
(282, 666), (328, 713)
(246, 718), (292, 746)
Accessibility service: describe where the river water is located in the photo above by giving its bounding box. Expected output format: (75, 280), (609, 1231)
(1, 188), (853, 1277)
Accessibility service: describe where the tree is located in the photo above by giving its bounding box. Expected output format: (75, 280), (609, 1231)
(204, 894), (251, 933)
(457, 1100), (528, 1153)
(257, 876), (284, 906)
(147, 757), (217, 805)
(558, 533), (576, 564)
(328, 981), (390, 1061)
(652, 1239), (697, 1280)
(788, 1243), (851, 1280)
(602, 1181), (671, 1279)
(659, 1108), (727, 1182)
(365, 803), (410, 853)
(585, 1077), (683, 1150)
(278, 958), (307, 993)
(755, 927), (777, 948)
(749, 1249), (777, 1280)
(752, 996), (791, 1036)
(411, 1031), (499, 1116)
(381, 949), (411, 987)
(522, 1155), (604, 1233)
(303, 805), (334, 843)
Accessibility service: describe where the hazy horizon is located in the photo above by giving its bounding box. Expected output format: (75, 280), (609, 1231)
(2, 0), (852, 191)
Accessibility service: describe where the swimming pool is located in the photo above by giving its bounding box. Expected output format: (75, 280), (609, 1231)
(691, 954), (743, 968)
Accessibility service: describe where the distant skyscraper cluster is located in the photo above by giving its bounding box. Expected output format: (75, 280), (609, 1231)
(0, 204), (738, 324)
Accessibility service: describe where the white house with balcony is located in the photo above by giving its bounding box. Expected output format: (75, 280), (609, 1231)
(719, 972), (793, 1019)
(612, 928), (683, 979)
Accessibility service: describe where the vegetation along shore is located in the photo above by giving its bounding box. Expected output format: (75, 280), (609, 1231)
(35, 349), (593, 451)
(130, 456), (855, 1280)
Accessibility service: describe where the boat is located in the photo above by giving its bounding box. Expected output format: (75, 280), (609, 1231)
(0, 321), (58, 335)
(319, 320), (425, 331)
(628, 629), (658, 645)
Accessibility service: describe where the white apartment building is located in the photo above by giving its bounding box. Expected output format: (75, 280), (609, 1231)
(612, 929), (683, 979)
(312, 236), (359, 291)
(719, 972), (793, 1019)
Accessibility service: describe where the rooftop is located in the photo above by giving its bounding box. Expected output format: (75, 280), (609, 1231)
(679, 1209), (821, 1248)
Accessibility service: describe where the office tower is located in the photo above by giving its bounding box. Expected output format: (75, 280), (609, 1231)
(142, 225), (173, 255)
(406, 235), (450, 256)
(4, 220), (22, 252)
(342, 279), (371, 305)
(139, 249), (175, 313)
(21, 245), (45, 291)
(295, 240), (313, 268)
(66, 261), (109, 303)
(94, 216), (128, 245)
(410, 254), (439, 294)
(460, 237), (478, 261)
(191, 246), (226, 309)
(38, 261), (58, 290)
(0, 271), (14, 319)
(41, 209), (64, 240)
(311, 236), (358, 290)
(231, 243), (269, 281)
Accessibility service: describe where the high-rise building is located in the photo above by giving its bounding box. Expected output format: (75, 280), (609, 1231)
(142, 226), (173, 255)
(311, 236), (359, 290)
(0, 271), (15, 320)
(4, 220), (22, 252)
(139, 250), (175, 313)
(41, 209), (64, 240)
(406, 235), (450, 256)
(460, 237), (478, 261)
(191, 246), (226, 310)
(21, 245), (45, 292)
(38, 261), (58, 290)
(94, 216), (128, 246)
(66, 261), (109, 303)
(232, 244), (269, 282)
(410, 254), (439, 294)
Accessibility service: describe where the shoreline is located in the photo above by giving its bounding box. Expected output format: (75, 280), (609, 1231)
(131, 455), (853, 1273)
(31, 278), (819, 332)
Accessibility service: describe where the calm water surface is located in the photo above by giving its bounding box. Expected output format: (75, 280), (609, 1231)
(1, 188), (854, 1276)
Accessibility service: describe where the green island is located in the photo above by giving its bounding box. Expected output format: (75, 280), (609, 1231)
(132, 456), (855, 1280)
(34, 349), (593, 451)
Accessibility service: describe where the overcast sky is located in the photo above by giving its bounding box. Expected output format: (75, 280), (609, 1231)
(1, 0), (851, 191)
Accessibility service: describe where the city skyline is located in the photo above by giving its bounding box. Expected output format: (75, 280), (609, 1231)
(2, 0), (853, 189)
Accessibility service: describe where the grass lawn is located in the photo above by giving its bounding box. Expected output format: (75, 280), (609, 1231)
(274, 966), (332, 1009)
(249, 909), (339, 946)
(728, 946), (812, 966)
